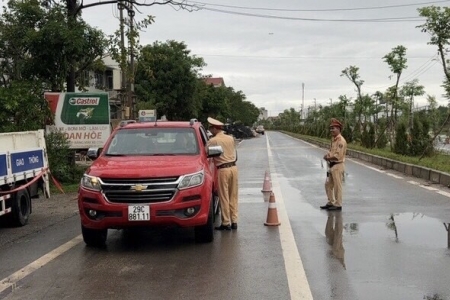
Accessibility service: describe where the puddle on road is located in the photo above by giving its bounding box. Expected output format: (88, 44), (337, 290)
(344, 213), (450, 249)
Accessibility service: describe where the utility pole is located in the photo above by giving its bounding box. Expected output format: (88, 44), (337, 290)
(313, 98), (317, 122)
(409, 97), (414, 129)
(118, 1), (127, 119)
(128, 0), (135, 119)
(66, 0), (77, 92)
(301, 82), (305, 120)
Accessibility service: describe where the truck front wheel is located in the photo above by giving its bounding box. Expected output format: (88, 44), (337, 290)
(194, 196), (214, 243)
(11, 189), (31, 226)
(81, 225), (107, 247)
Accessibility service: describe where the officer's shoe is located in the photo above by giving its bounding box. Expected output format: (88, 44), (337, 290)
(320, 203), (333, 209)
(327, 205), (342, 211)
(231, 223), (238, 230)
(215, 224), (231, 231)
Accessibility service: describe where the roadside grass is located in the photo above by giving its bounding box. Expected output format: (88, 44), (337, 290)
(283, 131), (450, 174)
(50, 182), (79, 194)
(49, 164), (86, 195)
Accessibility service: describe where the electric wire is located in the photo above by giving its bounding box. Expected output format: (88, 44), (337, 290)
(365, 59), (439, 92)
(400, 55), (439, 82)
(188, 0), (450, 12)
(199, 7), (424, 22)
(194, 54), (436, 60)
(403, 59), (439, 82)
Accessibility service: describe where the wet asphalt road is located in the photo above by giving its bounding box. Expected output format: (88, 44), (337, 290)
(1, 131), (450, 299)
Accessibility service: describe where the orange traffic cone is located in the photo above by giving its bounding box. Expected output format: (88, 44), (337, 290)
(264, 192), (281, 226)
(261, 170), (272, 202)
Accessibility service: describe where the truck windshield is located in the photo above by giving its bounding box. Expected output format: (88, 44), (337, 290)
(105, 128), (199, 156)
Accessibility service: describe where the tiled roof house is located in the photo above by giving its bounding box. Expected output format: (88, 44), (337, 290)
(203, 77), (225, 87)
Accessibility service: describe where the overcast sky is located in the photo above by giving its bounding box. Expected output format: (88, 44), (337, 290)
(82, 0), (450, 116)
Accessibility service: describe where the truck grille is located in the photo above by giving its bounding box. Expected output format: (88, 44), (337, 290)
(100, 177), (180, 204)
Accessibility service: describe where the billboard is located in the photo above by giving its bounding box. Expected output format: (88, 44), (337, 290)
(45, 92), (111, 149)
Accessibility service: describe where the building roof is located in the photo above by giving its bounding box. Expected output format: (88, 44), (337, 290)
(203, 77), (225, 87)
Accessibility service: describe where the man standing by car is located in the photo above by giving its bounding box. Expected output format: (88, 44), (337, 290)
(320, 118), (347, 211)
(207, 117), (239, 230)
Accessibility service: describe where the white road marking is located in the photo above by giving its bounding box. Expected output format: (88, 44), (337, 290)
(408, 181), (420, 185)
(0, 235), (83, 294)
(350, 157), (450, 197)
(266, 133), (314, 300)
(421, 185), (438, 191)
(438, 191), (450, 197)
(386, 173), (404, 179)
(349, 159), (385, 173)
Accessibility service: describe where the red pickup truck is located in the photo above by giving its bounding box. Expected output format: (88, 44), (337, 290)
(78, 119), (222, 246)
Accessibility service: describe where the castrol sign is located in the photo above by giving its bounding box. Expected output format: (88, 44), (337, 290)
(45, 92), (111, 149)
(69, 97), (100, 106)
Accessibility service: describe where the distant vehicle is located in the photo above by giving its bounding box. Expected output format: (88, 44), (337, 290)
(256, 125), (265, 135)
(78, 119), (223, 246)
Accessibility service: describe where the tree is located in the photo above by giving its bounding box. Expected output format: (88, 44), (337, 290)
(0, 81), (52, 132)
(383, 45), (408, 126)
(361, 123), (376, 149)
(400, 79), (425, 129)
(226, 88), (259, 126)
(337, 95), (350, 124)
(372, 91), (385, 124)
(409, 116), (432, 156)
(135, 40), (206, 120)
(195, 82), (230, 122)
(58, 0), (199, 92)
(417, 6), (450, 98)
(0, 0), (107, 91)
(341, 66), (364, 126)
(417, 6), (450, 157)
(394, 122), (408, 155)
(277, 108), (302, 132)
(376, 120), (389, 149)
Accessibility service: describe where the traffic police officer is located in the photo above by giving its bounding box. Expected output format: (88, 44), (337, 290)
(206, 117), (239, 230)
(320, 118), (347, 211)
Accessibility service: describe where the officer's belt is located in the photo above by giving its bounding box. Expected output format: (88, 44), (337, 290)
(217, 162), (236, 169)
(329, 161), (342, 168)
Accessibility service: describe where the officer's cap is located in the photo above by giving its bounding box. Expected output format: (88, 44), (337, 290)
(207, 117), (224, 129)
(329, 118), (343, 130)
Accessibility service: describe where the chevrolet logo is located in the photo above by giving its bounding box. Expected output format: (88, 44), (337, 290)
(130, 184), (147, 192)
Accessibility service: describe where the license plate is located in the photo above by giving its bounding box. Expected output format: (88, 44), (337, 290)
(128, 205), (150, 221)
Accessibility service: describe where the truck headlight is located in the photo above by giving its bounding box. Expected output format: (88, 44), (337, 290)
(178, 171), (204, 190)
(81, 175), (102, 191)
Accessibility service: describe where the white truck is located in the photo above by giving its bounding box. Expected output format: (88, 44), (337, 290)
(0, 130), (50, 226)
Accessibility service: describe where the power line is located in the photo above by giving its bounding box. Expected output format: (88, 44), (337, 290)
(194, 53), (435, 60)
(400, 55), (438, 82)
(199, 7), (424, 22)
(404, 59), (439, 81)
(189, 0), (450, 12)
